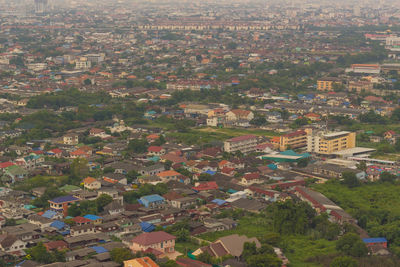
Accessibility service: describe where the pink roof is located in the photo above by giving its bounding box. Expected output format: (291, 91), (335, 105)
(132, 231), (176, 246)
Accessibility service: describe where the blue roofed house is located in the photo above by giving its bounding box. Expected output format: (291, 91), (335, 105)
(362, 237), (389, 255)
(90, 246), (108, 254)
(42, 210), (60, 219)
(49, 195), (80, 216)
(140, 221), (156, 232)
(139, 194), (165, 208)
(84, 214), (103, 225)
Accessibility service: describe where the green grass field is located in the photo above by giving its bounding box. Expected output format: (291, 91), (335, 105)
(198, 213), (337, 267)
(312, 181), (400, 219)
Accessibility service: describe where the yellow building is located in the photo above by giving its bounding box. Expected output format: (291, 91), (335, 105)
(317, 78), (342, 91)
(307, 131), (356, 154)
(124, 257), (159, 267)
(278, 129), (312, 151)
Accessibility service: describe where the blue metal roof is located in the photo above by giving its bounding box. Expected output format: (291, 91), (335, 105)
(140, 222), (155, 232)
(363, 237), (387, 243)
(50, 195), (79, 203)
(211, 199), (227, 206)
(90, 246), (108, 254)
(42, 210), (58, 219)
(50, 220), (66, 230)
(204, 170), (216, 175)
(84, 214), (102, 221)
(140, 194), (165, 202)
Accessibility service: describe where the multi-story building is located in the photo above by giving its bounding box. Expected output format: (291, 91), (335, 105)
(348, 80), (373, 93)
(63, 133), (79, 145)
(224, 135), (259, 154)
(317, 77), (342, 91)
(278, 129), (311, 151)
(307, 131), (356, 155)
(345, 64), (381, 74)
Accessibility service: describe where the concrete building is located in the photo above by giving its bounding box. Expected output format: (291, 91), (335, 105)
(307, 131), (356, 155)
(224, 135), (259, 154)
(317, 77), (342, 91)
(277, 129), (311, 151)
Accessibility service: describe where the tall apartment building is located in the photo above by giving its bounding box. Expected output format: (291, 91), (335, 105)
(277, 129), (312, 151)
(317, 77), (342, 91)
(307, 131), (356, 155)
(224, 135), (259, 154)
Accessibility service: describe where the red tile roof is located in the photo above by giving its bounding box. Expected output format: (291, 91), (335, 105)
(148, 146), (163, 153)
(192, 181), (218, 191)
(72, 216), (91, 224)
(0, 162), (15, 169)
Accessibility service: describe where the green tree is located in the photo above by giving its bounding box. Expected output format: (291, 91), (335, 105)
(336, 233), (368, 257)
(356, 161), (367, 171)
(250, 116), (267, 126)
(159, 260), (179, 267)
(96, 194), (113, 212)
(29, 242), (53, 264)
(297, 157), (310, 168)
(70, 158), (89, 179)
(330, 256), (358, 267)
(176, 228), (190, 242)
(246, 253), (282, 267)
(110, 248), (134, 264)
(242, 242), (258, 261)
(342, 172), (360, 188)
(380, 171), (397, 183)
(128, 139), (148, 153)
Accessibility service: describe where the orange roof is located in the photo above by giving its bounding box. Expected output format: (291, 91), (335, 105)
(124, 257), (159, 267)
(146, 134), (160, 140)
(219, 160), (229, 167)
(83, 177), (97, 184)
(157, 170), (180, 177)
(70, 149), (87, 156)
(270, 136), (280, 143)
(305, 113), (320, 117)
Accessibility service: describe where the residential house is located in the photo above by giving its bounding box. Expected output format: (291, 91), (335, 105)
(147, 146), (166, 156)
(129, 231), (176, 256)
(139, 195), (165, 209)
(83, 177), (101, 190)
(156, 170), (180, 182)
(0, 234), (26, 253)
(138, 164), (165, 176)
(48, 195), (80, 216)
(171, 197), (197, 209)
(70, 224), (97, 237)
(193, 234), (260, 258)
(124, 256), (159, 267)
(226, 109), (254, 122)
(240, 172), (263, 185)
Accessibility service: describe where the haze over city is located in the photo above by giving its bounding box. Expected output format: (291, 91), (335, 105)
(1, 0), (400, 267)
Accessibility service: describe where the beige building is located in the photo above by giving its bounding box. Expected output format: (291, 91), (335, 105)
(63, 133), (79, 145)
(83, 177), (101, 190)
(224, 135), (259, 154)
(130, 231), (176, 257)
(307, 131), (356, 155)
